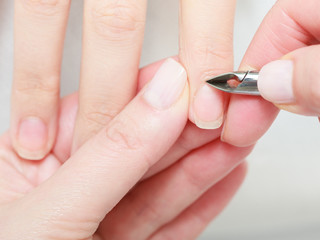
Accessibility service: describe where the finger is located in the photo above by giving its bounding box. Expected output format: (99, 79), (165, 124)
(139, 57), (224, 179)
(222, 0), (320, 146)
(54, 57), (222, 167)
(53, 93), (78, 162)
(98, 141), (252, 239)
(138, 56), (179, 91)
(144, 121), (222, 179)
(11, 0), (71, 160)
(150, 163), (247, 240)
(54, 54), (168, 163)
(179, 0), (236, 129)
(73, 0), (147, 150)
(10, 59), (188, 239)
(258, 46), (320, 116)
(8, 94), (78, 188)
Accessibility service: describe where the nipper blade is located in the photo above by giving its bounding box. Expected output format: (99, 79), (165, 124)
(206, 71), (260, 96)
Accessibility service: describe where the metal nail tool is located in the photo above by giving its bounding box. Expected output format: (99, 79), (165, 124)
(206, 71), (260, 96)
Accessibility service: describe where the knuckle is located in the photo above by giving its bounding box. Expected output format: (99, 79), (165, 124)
(80, 99), (124, 129)
(193, 41), (233, 64)
(105, 116), (143, 151)
(19, 0), (70, 16)
(91, 0), (145, 40)
(14, 73), (59, 97)
(128, 191), (162, 225)
(176, 130), (195, 152)
(190, 33), (233, 61)
(82, 108), (117, 128)
(183, 35), (233, 73)
(181, 161), (206, 191)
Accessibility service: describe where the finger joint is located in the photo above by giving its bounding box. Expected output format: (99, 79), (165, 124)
(14, 73), (59, 97)
(19, 0), (70, 17)
(105, 116), (143, 152)
(90, 0), (145, 40)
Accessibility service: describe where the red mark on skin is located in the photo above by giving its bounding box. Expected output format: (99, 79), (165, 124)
(227, 79), (240, 88)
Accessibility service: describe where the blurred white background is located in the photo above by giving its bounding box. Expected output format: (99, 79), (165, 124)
(0, 0), (319, 239)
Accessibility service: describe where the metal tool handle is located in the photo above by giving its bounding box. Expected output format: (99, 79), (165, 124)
(236, 71), (260, 96)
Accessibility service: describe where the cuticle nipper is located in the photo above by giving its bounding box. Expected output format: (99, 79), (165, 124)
(206, 71), (260, 96)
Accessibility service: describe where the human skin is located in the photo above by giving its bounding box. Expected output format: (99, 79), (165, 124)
(10, 0), (246, 161)
(6, 1), (258, 238)
(9, 0), (266, 210)
(251, 0), (320, 119)
(1, 59), (252, 240)
(223, 0), (320, 148)
(6, 0), (320, 237)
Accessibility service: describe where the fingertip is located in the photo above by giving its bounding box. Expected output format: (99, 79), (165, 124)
(192, 84), (225, 130)
(53, 93), (79, 162)
(221, 95), (279, 147)
(195, 115), (224, 130)
(143, 58), (187, 110)
(138, 56), (179, 91)
(12, 117), (52, 160)
(258, 60), (295, 104)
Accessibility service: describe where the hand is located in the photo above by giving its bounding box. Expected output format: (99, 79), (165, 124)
(9, 2), (254, 231)
(8, 1), (255, 238)
(246, 0), (320, 120)
(2, 59), (252, 239)
(11, 0), (258, 165)
(11, 0), (150, 159)
(178, 0), (278, 150)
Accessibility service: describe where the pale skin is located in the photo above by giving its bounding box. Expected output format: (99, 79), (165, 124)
(8, 1), (252, 238)
(2, 60), (252, 239)
(3, 0), (320, 239)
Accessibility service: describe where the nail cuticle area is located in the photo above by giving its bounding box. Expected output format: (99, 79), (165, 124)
(17, 117), (48, 160)
(193, 84), (224, 129)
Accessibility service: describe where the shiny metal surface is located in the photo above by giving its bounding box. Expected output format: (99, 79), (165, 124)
(206, 71), (260, 96)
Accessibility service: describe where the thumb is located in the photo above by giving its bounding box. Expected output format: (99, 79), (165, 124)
(8, 59), (189, 239)
(258, 45), (320, 117)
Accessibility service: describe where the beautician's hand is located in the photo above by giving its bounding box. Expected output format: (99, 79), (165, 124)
(246, 0), (320, 119)
(221, 0), (320, 138)
(1, 60), (251, 239)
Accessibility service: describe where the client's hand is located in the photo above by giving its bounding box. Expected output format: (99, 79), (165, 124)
(10, 0), (254, 171)
(1, 59), (251, 240)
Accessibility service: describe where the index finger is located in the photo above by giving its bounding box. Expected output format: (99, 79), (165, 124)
(222, 0), (316, 146)
(179, 0), (236, 129)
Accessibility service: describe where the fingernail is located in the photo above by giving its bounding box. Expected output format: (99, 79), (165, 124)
(17, 117), (48, 160)
(193, 84), (224, 129)
(143, 58), (187, 109)
(258, 60), (294, 103)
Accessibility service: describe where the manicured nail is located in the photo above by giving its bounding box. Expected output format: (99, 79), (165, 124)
(258, 60), (294, 103)
(17, 117), (48, 160)
(193, 84), (224, 129)
(143, 58), (187, 109)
